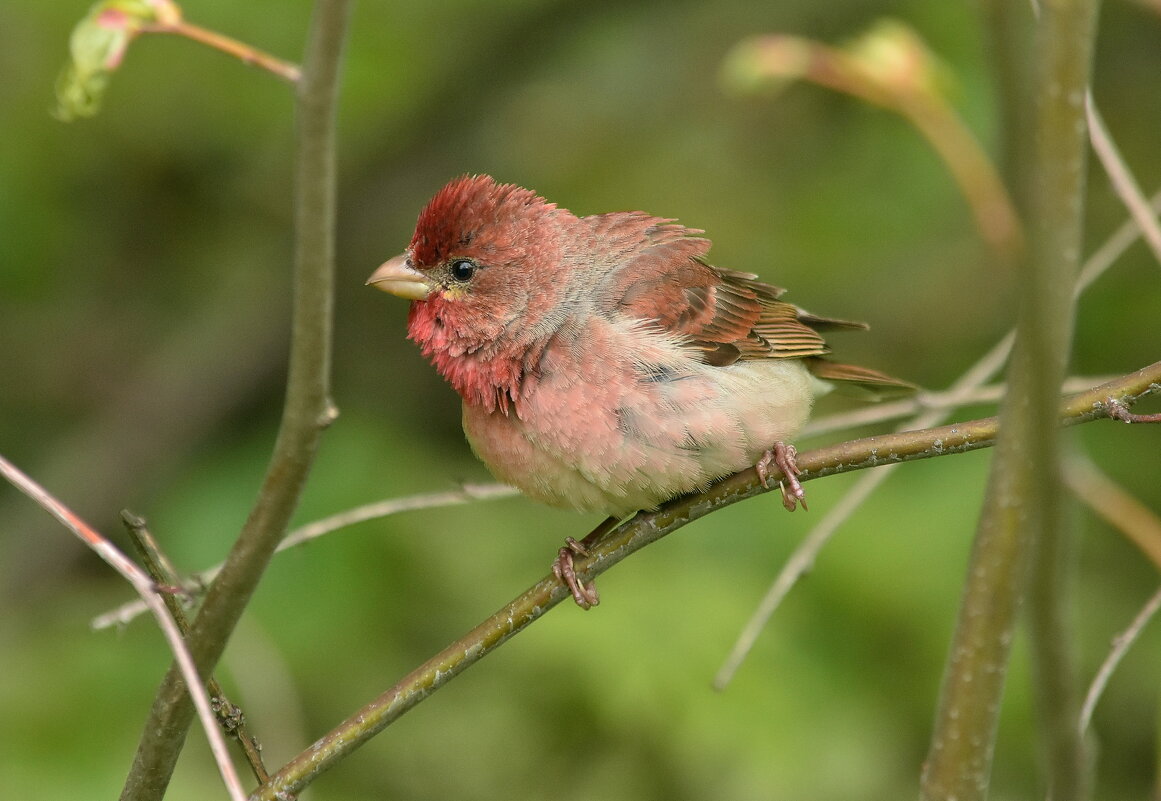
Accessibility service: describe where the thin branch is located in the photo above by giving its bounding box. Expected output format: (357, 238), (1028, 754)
(119, 3), (351, 799)
(1076, 188), (1161, 292)
(1063, 454), (1161, 572)
(281, 482), (520, 549)
(0, 457), (247, 801)
(141, 20), (302, 83)
(251, 363), (1161, 801)
(1085, 97), (1161, 266)
(122, 511), (270, 784)
(802, 375), (1105, 437)
(93, 482), (520, 630)
(715, 334), (1020, 687)
(714, 458), (895, 689)
(1079, 585), (1161, 734)
(1065, 453), (1161, 733)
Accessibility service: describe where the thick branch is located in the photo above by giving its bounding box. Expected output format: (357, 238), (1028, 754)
(252, 363), (1160, 801)
(118, 3), (350, 799)
(922, 2), (1100, 799)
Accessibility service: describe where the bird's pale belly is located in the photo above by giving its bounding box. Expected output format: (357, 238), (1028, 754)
(461, 358), (815, 517)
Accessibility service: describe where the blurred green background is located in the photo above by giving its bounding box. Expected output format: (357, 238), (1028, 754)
(2, 1), (1160, 799)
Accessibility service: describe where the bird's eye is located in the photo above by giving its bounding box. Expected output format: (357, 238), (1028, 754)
(449, 258), (476, 282)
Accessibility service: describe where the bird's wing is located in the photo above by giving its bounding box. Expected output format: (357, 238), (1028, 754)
(588, 214), (915, 395)
(607, 233), (834, 366)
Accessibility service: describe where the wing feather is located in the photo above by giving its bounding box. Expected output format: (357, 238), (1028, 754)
(586, 213), (913, 396)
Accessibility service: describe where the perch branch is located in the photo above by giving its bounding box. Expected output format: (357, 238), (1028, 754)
(251, 362), (1161, 801)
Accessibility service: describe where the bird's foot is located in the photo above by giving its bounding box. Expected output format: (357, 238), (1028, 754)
(757, 442), (807, 512)
(1106, 397), (1161, 424)
(551, 516), (619, 609)
(552, 538), (600, 609)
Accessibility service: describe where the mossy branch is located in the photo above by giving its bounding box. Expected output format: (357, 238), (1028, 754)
(251, 362), (1161, 801)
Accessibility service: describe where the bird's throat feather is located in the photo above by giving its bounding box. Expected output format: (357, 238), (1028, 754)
(407, 298), (526, 415)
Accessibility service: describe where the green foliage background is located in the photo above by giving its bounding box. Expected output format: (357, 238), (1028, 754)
(1, 1), (1159, 799)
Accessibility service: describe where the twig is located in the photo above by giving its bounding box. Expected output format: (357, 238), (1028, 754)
(1065, 452), (1161, 734)
(0, 456), (247, 801)
(1075, 188), (1161, 293)
(1086, 96), (1161, 266)
(725, 26), (1023, 260)
(121, 511), (270, 784)
(714, 458), (894, 689)
(1063, 454), (1161, 572)
(281, 483), (519, 549)
(119, 3), (351, 799)
(802, 375), (1106, 437)
(141, 20), (301, 83)
(251, 362), (1161, 800)
(93, 482), (520, 630)
(1078, 585), (1161, 734)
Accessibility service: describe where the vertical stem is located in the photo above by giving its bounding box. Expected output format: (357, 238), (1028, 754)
(1029, 493), (1090, 801)
(1020, 2), (1100, 796)
(919, 1), (1099, 799)
(118, 2), (350, 799)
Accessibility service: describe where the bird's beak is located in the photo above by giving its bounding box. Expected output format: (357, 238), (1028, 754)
(366, 253), (434, 301)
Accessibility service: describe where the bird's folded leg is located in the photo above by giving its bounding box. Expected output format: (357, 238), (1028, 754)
(756, 442), (807, 512)
(552, 515), (620, 609)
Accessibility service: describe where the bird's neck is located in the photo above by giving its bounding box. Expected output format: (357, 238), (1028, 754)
(407, 300), (528, 416)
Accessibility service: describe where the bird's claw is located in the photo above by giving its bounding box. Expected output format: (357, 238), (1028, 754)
(757, 442), (807, 512)
(552, 537), (600, 609)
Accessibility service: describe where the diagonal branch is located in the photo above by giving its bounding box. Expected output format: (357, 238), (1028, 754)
(121, 511), (270, 784)
(140, 20), (301, 83)
(0, 457), (247, 801)
(92, 482), (521, 630)
(1078, 585), (1161, 735)
(251, 362), (1161, 801)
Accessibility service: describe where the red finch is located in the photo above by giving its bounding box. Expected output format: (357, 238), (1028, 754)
(369, 175), (913, 607)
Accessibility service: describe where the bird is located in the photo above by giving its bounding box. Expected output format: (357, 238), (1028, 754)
(368, 175), (913, 608)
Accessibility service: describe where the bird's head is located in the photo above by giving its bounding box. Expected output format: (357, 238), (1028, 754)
(368, 175), (573, 358)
